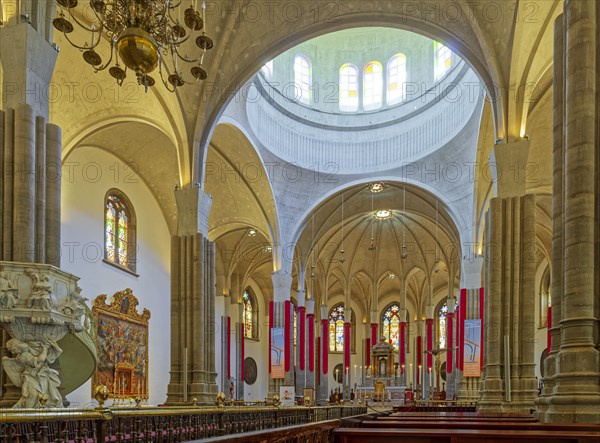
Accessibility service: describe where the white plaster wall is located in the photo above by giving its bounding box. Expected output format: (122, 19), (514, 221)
(60, 146), (171, 407)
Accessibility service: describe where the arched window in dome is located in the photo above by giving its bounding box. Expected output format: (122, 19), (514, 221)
(381, 304), (402, 350)
(363, 62), (383, 110)
(261, 59), (274, 79)
(387, 54), (407, 105)
(243, 289), (258, 339)
(328, 304), (356, 352)
(434, 42), (452, 81)
(294, 55), (312, 105)
(339, 64), (359, 112)
(104, 190), (136, 272)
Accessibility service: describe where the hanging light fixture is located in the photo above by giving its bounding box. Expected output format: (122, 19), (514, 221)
(53, 0), (214, 91)
(340, 194), (345, 264)
(434, 198), (440, 273)
(401, 186), (407, 259)
(369, 190), (376, 251)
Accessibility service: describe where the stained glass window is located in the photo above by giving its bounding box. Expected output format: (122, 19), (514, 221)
(387, 54), (407, 105)
(363, 62), (383, 111)
(382, 304), (402, 350)
(329, 305), (345, 352)
(438, 303), (448, 348)
(105, 192), (135, 271)
(339, 64), (359, 112)
(434, 42), (452, 81)
(243, 290), (256, 339)
(294, 55), (312, 104)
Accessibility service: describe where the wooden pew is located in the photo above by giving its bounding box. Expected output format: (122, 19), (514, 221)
(360, 420), (600, 432)
(334, 427), (600, 443)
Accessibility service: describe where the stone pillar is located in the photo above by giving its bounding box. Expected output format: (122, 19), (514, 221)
(478, 194), (538, 413)
(457, 257), (483, 401)
(317, 304), (328, 404)
(424, 305), (434, 399)
(537, 1), (600, 423)
(166, 188), (218, 405)
(446, 299), (456, 399)
(268, 271), (293, 398)
(295, 289), (306, 394)
(305, 299), (315, 391)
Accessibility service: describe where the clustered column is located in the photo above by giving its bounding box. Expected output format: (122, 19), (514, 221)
(537, 1), (600, 423)
(478, 194), (537, 413)
(166, 188), (218, 405)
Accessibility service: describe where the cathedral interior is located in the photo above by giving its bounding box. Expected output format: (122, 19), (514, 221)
(0, 0), (599, 441)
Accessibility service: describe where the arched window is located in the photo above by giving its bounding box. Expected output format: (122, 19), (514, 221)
(434, 42), (452, 81)
(294, 55), (312, 105)
(339, 64), (359, 112)
(104, 190), (136, 272)
(363, 62), (383, 110)
(329, 305), (345, 352)
(387, 54), (407, 105)
(243, 289), (258, 339)
(328, 304), (356, 352)
(438, 302), (448, 348)
(261, 59), (274, 79)
(382, 304), (401, 350)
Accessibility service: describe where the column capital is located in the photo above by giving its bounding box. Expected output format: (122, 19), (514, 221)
(425, 305), (435, 319)
(272, 271), (292, 302)
(489, 140), (531, 198)
(320, 304), (328, 320)
(174, 187), (212, 237)
(461, 256), (483, 289)
(400, 309), (408, 323)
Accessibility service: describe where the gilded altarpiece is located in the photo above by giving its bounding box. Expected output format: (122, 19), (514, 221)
(92, 289), (150, 399)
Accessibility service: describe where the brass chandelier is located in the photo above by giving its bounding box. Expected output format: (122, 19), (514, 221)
(53, 0), (214, 91)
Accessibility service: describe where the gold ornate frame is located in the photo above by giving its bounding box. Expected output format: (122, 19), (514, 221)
(92, 289), (151, 399)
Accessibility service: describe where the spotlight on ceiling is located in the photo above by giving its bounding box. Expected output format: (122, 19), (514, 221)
(374, 209), (392, 220)
(263, 245), (272, 253)
(369, 182), (385, 193)
(248, 229), (257, 237)
(388, 273), (396, 279)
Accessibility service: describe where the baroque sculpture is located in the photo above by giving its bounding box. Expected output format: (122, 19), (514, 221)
(3, 339), (63, 408)
(0, 262), (88, 408)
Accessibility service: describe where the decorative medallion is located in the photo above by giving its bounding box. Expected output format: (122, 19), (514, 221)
(244, 357), (257, 385)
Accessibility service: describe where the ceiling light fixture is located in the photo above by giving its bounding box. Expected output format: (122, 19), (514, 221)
(374, 209), (392, 220)
(247, 229), (257, 237)
(53, 0), (214, 91)
(369, 182), (385, 193)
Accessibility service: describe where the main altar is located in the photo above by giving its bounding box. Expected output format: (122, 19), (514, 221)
(355, 336), (408, 402)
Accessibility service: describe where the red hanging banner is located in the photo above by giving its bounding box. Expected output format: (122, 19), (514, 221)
(227, 316), (231, 380)
(426, 318), (434, 372)
(343, 322), (351, 371)
(547, 306), (552, 354)
(321, 319), (328, 374)
(299, 307), (306, 370)
(365, 338), (371, 367)
(459, 288), (467, 371)
(399, 322), (407, 373)
(447, 312), (454, 374)
(307, 313), (315, 372)
(284, 300), (291, 372)
(479, 287), (485, 370)
(371, 323), (378, 347)
(240, 323), (245, 381)
(268, 301), (273, 373)
(417, 336), (422, 385)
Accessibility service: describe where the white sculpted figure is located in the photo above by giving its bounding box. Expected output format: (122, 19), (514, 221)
(60, 285), (88, 319)
(25, 269), (55, 310)
(0, 271), (18, 308)
(3, 339), (63, 408)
